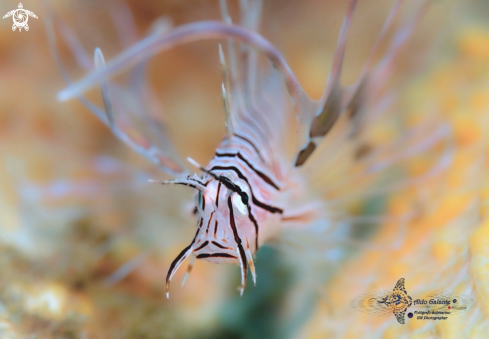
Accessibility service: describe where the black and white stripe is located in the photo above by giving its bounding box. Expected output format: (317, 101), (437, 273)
(167, 133), (283, 297)
(209, 134), (284, 250)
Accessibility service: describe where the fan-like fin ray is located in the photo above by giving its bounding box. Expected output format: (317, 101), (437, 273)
(218, 0), (299, 171)
(295, 0), (427, 167)
(219, 43), (234, 135)
(56, 21), (316, 130)
(295, 0), (358, 166)
(245, 248), (256, 285)
(181, 255), (196, 286)
(166, 245), (193, 298)
(45, 11), (188, 176)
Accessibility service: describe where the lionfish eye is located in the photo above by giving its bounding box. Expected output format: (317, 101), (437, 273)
(240, 192), (249, 205)
(232, 193), (248, 217)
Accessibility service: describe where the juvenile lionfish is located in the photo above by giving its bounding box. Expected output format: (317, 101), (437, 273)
(48, 0), (430, 297)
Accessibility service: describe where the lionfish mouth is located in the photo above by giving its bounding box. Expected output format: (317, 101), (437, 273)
(165, 236), (256, 298)
(160, 156), (260, 298)
(193, 240), (239, 263)
(196, 252), (238, 260)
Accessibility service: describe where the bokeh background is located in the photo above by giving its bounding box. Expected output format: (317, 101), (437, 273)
(1, 0), (489, 338)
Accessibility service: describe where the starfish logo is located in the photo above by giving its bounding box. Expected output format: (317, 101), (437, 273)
(3, 3), (38, 32)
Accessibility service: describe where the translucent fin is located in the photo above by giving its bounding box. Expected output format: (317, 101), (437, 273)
(294, 0), (430, 167)
(245, 248), (256, 285)
(370, 0), (430, 96)
(344, 0), (429, 146)
(166, 245), (193, 298)
(295, 0), (358, 166)
(221, 82), (233, 135)
(356, 0), (405, 82)
(148, 177), (206, 192)
(336, 0), (405, 138)
(109, 82), (186, 173)
(57, 21), (92, 71)
(56, 2), (319, 174)
(219, 44), (234, 136)
(45, 13), (188, 176)
(181, 255), (196, 286)
(318, 0), (358, 107)
(236, 244), (248, 296)
(56, 20), (316, 131)
(219, 0), (240, 122)
(220, 0), (313, 173)
(319, 121), (450, 195)
(45, 17), (110, 124)
(93, 48), (186, 175)
(94, 48), (116, 127)
(57, 12), (172, 143)
(327, 128), (453, 204)
(238, 0), (262, 106)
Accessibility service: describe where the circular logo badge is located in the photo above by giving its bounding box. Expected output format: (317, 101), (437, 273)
(13, 9), (27, 26)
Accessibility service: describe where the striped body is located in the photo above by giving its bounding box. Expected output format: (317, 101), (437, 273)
(195, 133), (284, 261)
(166, 133), (287, 295)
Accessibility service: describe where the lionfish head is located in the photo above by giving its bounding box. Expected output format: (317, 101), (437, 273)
(151, 158), (256, 298)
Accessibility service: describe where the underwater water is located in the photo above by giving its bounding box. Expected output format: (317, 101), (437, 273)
(1, 0), (489, 338)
